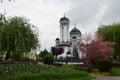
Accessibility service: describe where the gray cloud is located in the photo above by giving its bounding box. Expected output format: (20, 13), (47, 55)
(66, 0), (120, 34)
(68, 0), (103, 24)
(102, 0), (120, 24)
(0, 0), (120, 51)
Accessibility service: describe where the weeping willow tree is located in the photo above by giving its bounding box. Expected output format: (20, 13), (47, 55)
(0, 14), (39, 60)
(97, 23), (120, 58)
(0, 14), (7, 60)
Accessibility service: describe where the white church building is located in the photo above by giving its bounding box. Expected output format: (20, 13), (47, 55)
(54, 16), (83, 59)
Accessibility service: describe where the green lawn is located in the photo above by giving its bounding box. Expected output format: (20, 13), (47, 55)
(0, 63), (93, 80)
(109, 67), (120, 76)
(92, 67), (120, 76)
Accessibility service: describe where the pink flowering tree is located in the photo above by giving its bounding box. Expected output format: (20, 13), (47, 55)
(78, 35), (115, 65)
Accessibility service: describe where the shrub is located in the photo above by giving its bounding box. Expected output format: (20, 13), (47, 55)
(44, 54), (54, 65)
(0, 63), (93, 80)
(96, 59), (113, 72)
(8, 68), (92, 80)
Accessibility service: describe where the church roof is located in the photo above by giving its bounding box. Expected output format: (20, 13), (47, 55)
(55, 37), (60, 41)
(60, 16), (69, 21)
(70, 27), (81, 35)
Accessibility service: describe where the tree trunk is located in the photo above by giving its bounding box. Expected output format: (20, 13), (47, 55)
(5, 51), (10, 60)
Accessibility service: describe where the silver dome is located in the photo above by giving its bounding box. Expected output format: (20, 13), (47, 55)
(70, 27), (81, 35)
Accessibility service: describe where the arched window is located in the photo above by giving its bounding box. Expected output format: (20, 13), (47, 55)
(72, 36), (77, 39)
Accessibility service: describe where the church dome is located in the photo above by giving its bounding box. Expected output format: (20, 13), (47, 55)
(60, 16), (69, 21)
(60, 16), (69, 24)
(70, 27), (81, 35)
(55, 37), (60, 41)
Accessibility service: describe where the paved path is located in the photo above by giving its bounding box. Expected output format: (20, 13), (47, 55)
(92, 75), (120, 80)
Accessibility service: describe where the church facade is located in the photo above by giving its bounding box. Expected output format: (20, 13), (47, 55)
(55, 16), (83, 59)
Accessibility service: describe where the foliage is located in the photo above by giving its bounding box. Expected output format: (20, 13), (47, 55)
(97, 23), (120, 58)
(96, 59), (113, 72)
(0, 14), (39, 60)
(51, 47), (64, 58)
(9, 70), (92, 80)
(0, 14), (6, 60)
(73, 46), (79, 58)
(109, 67), (120, 76)
(0, 63), (54, 79)
(0, 63), (93, 80)
(44, 53), (54, 65)
(92, 67), (120, 76)
(79, 35), (115, 64)
(39, 49), (49, 59)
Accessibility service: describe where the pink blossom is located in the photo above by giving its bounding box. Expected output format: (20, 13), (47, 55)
(78, 35), (115, 64)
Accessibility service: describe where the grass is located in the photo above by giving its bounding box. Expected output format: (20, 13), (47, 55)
(92, 67), (120, 76)
(0, 63), (93, 80)
(9, 71), (92, 80)
(1, 63), (120, 80)
(109, 67), (120, 76)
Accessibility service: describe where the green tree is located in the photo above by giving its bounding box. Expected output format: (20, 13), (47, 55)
(0, 14), (7, 60)
(0, 15), (39, 60)
(39, 49), (49, 59)
(44, 53), (54, 65)
(97, 23), (120, 58)
(73, 46), (79, 58)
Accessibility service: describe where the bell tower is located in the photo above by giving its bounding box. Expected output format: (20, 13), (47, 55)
(59, 15), (70, 43)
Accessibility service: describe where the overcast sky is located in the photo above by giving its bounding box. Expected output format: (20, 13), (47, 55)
(0, 0), (120, 51)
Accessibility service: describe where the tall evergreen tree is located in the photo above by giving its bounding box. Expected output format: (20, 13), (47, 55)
(39, 49), (49, 59)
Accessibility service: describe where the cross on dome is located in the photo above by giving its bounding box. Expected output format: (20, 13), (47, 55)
(74, 23), (76, 28)
(64, 13), (65, 17)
